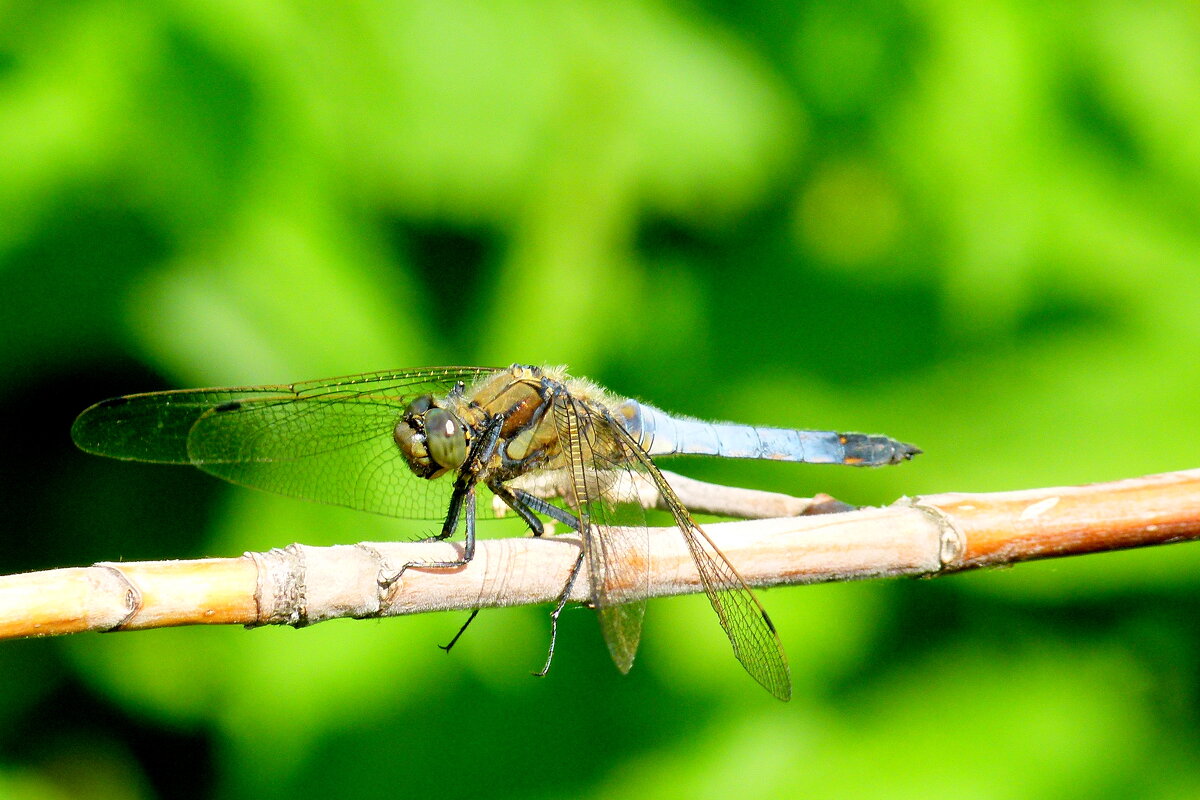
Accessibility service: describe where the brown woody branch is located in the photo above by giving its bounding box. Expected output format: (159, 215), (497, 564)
(2, 468), (1198, 640)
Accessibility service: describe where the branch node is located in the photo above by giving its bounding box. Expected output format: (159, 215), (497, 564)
(900, 496), (966, 570)
(89, 563), (143, 630)
(248, 546), (307, 627)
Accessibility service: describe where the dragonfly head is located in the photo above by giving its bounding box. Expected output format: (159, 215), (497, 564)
(394, 394), (469, 478)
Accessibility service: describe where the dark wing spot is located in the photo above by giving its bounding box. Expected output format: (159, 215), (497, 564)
(214, 401), (242, 413)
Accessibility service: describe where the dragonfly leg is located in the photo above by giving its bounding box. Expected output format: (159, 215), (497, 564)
(425, 474), (472, 542)
(383, 489), (480, 586)
(490, 483), (581, 535)
(380, 413), (505, 584)
(490, 481), (586, 675)
(488, 483), (546, 535)
(395, 491), (481, 649)
(439, 608), (481, 653)
(512, 488), (580, 532)
(533, 545), (586, 678)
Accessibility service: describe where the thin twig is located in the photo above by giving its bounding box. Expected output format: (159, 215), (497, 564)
(1, 468), (1198, 640)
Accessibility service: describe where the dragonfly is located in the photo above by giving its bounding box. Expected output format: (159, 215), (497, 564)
(71, 364), (920, 700)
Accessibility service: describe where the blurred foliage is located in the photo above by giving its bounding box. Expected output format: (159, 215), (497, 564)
(2, 0), (1200, 798)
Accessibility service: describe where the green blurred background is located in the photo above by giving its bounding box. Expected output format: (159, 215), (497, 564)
(3, 0), (1200, 797)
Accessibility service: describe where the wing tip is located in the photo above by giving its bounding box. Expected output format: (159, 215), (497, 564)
(70, 400), (121, 456)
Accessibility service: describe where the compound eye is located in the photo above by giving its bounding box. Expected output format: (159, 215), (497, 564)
(425, 408), (467, 469)
(406, 394), (434, 418)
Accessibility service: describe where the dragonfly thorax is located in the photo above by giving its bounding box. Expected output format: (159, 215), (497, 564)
(393, 394), (469, 479)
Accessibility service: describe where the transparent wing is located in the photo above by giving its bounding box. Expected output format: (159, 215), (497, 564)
(608, 416), (793, 701)
(71, 366), (499, 520)
(552, 393), (650, 673)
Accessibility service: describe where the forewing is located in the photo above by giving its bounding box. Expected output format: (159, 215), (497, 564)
(552, 394), (650, 673)
(73, 388), (285, 463)
(72, 367), (498, 520)
(608, 422), (792, 701)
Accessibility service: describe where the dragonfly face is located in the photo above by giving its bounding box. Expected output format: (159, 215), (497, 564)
(72, 363), (921, 701)
(393, 394), (469, 479)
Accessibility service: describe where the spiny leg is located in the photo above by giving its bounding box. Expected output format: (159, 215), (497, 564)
(413, 488), (478, 569)
(491, 482), (587, 672)
(533, 545), (587, 678)
(439, 484), (584, 654)
(389, 413), (503, 643)
(439, 608), (480, 653)
(427, 492), (482, 652)
(433, 483), (534, 651)
(488, 483), (548, 536)
(382, 486), (480, 589)
(504, 488), (584, 675)
(490, 483), (581, 535)
(383, 413), (504, 586)
(511, 488), (580, 532)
